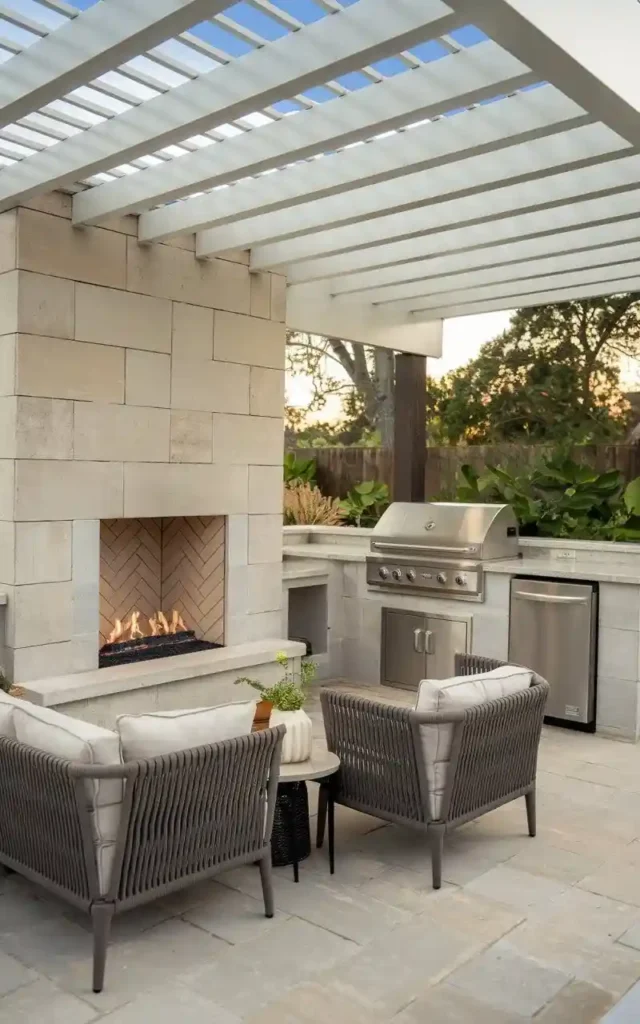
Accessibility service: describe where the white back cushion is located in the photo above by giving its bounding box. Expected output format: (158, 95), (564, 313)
(415, 665), (533, 820)
(13, 703), (123, 894)
(117, 700), (256, 761)
(0, 688), (22, 737)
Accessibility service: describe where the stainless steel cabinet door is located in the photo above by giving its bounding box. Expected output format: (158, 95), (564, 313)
(381, 608), (427, 689)
(509, 578), (596, 724)
(425, 615), (469, 680)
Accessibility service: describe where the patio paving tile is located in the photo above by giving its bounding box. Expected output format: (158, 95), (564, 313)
(96, 984), (240, 1023)
(578, 858), (640, 907)
(535, 980), (616, 1023)
(464, 864), (570, 914)
(0, 977), (98, 1023)
(392, 982), (525, 1023)
(244, 980), (387, 1023)
(182, 882), (288, 944)
(0, 950), (37, 998)
(446, 939), (571, 1017)
(505, 838), (605, 883)
(182, 915), (358, 1018)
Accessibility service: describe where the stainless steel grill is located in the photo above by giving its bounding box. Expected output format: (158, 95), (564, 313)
(366, 502), (519, 602)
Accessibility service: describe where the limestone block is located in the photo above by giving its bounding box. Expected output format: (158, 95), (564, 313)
(270, 274), (286, 322)
(226, 514), (248, 567)
(214, 310), (285, 368)
(125, 349), (170, 407)
(15, 460), (124, 520)
(16, 397), (73, 459)
(17, 209), (126, 288)
(72, 520), (100, 642)
(245, 610), (284, 641)
(0, 210), (16, 274)
(247, 564), (283, 614)
(72, 632), (99, 673)
(22, 191), (72, 219)
(12, 581), (73, 648)
(171, 358), (249, 414)
(0, 334), (15, 396)
(170, 409), (213, 463)
(164, 234), (196, 251)
(10, 642), (74, 683)
(0, 520), (14, 583)
(75, 283), (171, 352)
(250, 366), (284, 418)
(250, 272), (271, 319)
(123, 462), (248, 517)
(213, 413), (283, 465)
(0, 459), (14, 519)
(16, 334), (125, 402)
(248, 514), (283, 564)
(74, 401), (170, 462)
(218, 249), (250, 265)
(172, 302), (213, 360)
(0, 395), (14, 457)
(18, 270), (74, 339)
(0, 271), (17, 335)
(249, 464), (283, 513)
(15, 521), (72, 585)
(126, 237), (250, 312)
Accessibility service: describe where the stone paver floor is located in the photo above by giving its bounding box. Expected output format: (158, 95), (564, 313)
(3, 683), (640, 1021)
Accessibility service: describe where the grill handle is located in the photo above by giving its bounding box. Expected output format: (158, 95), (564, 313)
(371, 541), (478, 555)
(513, 591), (588, 606)
(413, 629), (435, 655)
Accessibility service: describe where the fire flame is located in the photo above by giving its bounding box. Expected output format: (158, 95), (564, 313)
(107, 609), (187, 644)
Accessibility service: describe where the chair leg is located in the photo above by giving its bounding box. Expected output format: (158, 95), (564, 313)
(259, 854), (275, 918)
(90, 902), (114, 994)
(328, 786), (335, 875)
(316, 783), (328, 849)
(525, 789), (536, 837)
(429, 824), (445, 890)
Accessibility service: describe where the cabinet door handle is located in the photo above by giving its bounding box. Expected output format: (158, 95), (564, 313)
(413, 628), (425, 654)
(424, 629), (434, 655)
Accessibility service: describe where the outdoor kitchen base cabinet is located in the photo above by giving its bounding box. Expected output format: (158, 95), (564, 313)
(381, 608), (469, 690)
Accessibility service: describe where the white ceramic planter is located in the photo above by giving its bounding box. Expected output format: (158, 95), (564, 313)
(270, 708), (313, 763)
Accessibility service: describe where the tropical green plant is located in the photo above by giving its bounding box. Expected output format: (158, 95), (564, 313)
(339, 480), (390, 527)
(283, 452), (316, 486)
(456, 452), (640, 541)
(284, 482), (344, 525)
(236, 651), (316, 710)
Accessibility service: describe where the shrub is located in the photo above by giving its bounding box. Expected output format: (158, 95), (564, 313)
(283, 453), (316, 486)
(339, 480), (389, 527)
(283, 482), (344, 525)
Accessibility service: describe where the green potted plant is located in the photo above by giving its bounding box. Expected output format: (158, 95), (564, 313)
(236, 652), (316, 763)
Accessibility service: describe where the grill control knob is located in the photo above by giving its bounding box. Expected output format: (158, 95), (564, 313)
(436, 572), (447, 585)
(455, 574), (467, 587)
(378, 566), (389, 580)
(406, 569), (416, 582)
(392, 568), (403, 581)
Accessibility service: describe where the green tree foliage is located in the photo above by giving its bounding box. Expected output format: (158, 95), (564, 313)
(429, 295), (640, 445)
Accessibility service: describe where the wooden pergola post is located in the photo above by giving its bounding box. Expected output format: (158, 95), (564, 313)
(393, 353), (426, 503)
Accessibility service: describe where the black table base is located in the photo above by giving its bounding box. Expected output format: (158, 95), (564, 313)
(271, 781), (311, 881)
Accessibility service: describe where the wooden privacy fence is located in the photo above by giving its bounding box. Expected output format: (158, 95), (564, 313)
(291, 445), (640, 499)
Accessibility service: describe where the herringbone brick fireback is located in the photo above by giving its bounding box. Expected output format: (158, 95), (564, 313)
(100, 516), (225, 646)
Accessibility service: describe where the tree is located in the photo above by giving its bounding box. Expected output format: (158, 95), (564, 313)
(286, 331), (395, 446)
(430, 295), (640, 445)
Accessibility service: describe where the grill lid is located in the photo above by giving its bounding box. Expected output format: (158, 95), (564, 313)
(370, 502), (519, 562)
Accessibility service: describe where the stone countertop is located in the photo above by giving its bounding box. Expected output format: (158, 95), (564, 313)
(485, 558), (640, 586)
(283, 559), (331, 582)
(283, 543), (367, 563)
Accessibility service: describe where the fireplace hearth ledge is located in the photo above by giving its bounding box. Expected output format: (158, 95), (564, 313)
(19, 639), (305, 711)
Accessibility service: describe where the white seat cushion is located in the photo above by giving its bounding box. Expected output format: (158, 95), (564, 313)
(12, 703), (123, 895)
(116, 700), (256, 761)
(0, 688), (22, 737)
(415, 665), (533, 820)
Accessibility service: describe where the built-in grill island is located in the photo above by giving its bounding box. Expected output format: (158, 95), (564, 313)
(366, 502), (520, 602)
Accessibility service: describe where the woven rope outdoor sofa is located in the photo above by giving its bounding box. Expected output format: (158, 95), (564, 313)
(317, 654), (549, 888)
(0, 722), (285, 993)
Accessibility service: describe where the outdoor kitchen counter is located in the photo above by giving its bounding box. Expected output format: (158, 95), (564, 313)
(283, 543), (367, 563)
(484, 557), (640, 586)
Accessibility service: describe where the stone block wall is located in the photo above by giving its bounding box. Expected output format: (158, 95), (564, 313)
(0, 193), (287, 682)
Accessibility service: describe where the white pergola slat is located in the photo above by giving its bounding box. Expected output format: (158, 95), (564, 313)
(0, 0), (460, 212)
(0, 0), (232, 129)
(199, 121), (624, 257)
(0, 0), (638, 340)
(252, 149), (640, 273)
(144, 81), (585, 241)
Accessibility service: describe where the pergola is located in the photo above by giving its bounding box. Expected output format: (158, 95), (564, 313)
(0, 0), (636, 494)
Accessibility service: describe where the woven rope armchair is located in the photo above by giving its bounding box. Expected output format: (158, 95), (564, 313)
(0, 724), (284, 993)
(318, 655), (549, 888)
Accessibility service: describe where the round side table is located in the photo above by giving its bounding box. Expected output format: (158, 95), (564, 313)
(272, 751), (340, 883)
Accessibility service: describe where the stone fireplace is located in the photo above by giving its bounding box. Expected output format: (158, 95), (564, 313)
(0, 192), (289, 693)
(99, 516), (225, 667)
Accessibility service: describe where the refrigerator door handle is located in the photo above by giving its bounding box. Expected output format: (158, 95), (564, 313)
(424, 629), (434, 655)
(413, 628), (425, 654)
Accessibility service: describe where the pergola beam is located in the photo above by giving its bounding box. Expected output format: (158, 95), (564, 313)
(447, 0), (640, 147)
(254, 149), (640, 273)
(198, 120), (621, 257)
(0, 0), (232, 130)
(0, 0), (462, 214)
(140, 51), (555, 242)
